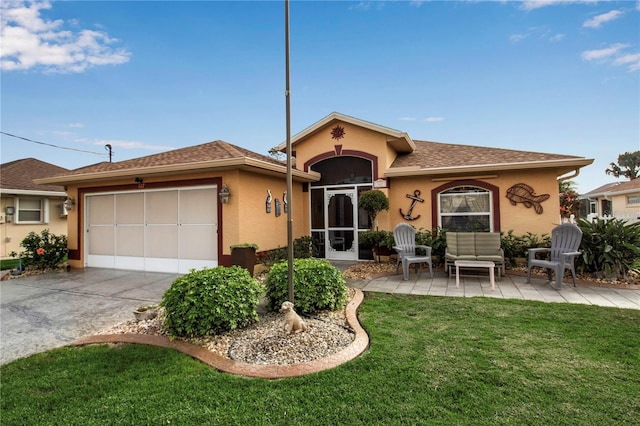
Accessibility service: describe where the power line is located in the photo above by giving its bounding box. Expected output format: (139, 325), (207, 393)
(1, 131), (107, 156)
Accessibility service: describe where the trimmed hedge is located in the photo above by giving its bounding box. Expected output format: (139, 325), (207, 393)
(161, 266), (263, 338)
(265, 258), (347, 314)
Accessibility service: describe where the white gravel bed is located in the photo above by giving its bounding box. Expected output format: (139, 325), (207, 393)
(98, 290), (356, 366)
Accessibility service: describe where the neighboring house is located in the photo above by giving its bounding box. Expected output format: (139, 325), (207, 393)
(579, 179), (640, 223)
(35, 112), (593, 273)
(0, 158), (70, 259)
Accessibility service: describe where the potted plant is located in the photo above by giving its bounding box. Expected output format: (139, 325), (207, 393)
(133, 305), (158, 321)
(358, 190), (389, 230)
(230, 243), (259, 276)
(359, 230), (394, 261)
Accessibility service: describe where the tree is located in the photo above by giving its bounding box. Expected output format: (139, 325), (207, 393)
(605, 151), (640, 180)
(358, 190), (389, 230)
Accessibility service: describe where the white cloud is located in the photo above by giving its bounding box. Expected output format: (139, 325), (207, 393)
(0, 1), (131, 73)
(398, 117), (416, 121)
(581, 43), (629, 60)
(520, 0), (598, 11)
(582, 44), (639, 72)
(510, 33), (529, 43)
(583, 10), (624, 28)
(423, 117), (444, 123)
(549, 33), (565, 42)
(613, 53), (640, 72)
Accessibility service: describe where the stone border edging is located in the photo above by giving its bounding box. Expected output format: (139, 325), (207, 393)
(69, 288), (369, 379)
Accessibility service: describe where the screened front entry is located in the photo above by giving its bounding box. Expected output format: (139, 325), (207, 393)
(309, 156), (373, 260)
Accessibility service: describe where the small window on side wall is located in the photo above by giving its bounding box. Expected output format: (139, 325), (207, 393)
(15, 197), (49, 224)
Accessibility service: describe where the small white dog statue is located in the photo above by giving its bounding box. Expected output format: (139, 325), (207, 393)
(279, 301), (308, 334)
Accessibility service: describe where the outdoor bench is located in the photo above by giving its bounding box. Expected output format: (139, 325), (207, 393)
(445, 232), (505, 278)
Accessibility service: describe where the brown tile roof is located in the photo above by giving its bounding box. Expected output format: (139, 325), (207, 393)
(390, 140), (584, 169)
(583, 178), (640, 196)
(61, 140), (283, 176)
(0, 158), (69, 192)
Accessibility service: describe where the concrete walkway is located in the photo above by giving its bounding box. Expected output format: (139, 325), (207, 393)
(348, 268), (640, 310)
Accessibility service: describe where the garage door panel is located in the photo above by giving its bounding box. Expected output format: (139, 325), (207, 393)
(116, 193), (143, 224)
(88, 195), (114, 224)
(146, 225), (178, 258)
(88, 227), (114, 255)
(180, 189), (217, 224)
(180, 225), (216, 260)
(146, 191), (178, 224)
(116, 226), (144, 256)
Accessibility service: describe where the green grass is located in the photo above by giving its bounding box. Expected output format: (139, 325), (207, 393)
(0, 258), (20, 270)
(2, 294), (639, 425)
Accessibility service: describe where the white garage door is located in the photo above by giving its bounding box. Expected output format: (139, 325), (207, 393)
(86, 187), (218, 273)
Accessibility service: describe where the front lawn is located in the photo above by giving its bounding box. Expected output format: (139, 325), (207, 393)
(1, 294), (638, 425)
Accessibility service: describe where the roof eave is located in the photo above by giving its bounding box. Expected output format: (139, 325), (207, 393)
(0, 189), (67, 197)
(385, 158), (594, 178)
(33, 158), (320, 185)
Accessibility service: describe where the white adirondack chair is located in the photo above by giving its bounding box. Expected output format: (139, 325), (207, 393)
(393, 223), (433, 280)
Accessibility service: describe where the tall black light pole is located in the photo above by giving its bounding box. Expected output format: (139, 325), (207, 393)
(285, 0), (294, 303)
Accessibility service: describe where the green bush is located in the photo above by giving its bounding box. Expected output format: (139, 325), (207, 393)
(260, 236), (317, 267)
(500, 230), (551, 267)
(293, 236), (315, 258)
(10, 229), (68, 270)
(577, 218), (640, 279)
(160, 266), (263, 338)
(264, 258), (347, 314)
(416, 227), (446, 265)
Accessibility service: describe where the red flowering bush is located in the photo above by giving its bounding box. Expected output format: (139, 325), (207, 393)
(11, 229), (68, 270)
(560, 189), (580, 219)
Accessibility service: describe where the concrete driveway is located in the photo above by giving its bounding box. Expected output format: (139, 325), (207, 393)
(1, 268), (180, 365)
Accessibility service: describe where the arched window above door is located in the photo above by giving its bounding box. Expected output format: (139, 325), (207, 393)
(310, 156), (373, 186)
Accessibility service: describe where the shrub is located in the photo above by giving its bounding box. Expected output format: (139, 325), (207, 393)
(264, 258), (347, 314)
(416, 227), (446, 265)
(293, 236), (315, 258)
(160, 266), (263, 338)
(500, 230), (551, 267)
(577, 218), (640, 279)
(260, 236), (317, 267)
(358, 190), (389, 228)
(359, 230), (394, 249)
(10, 229), (67, 270)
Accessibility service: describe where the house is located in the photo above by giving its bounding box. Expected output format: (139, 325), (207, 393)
(1, 158), (70, 259)
(579, 179), (640, 223)
(34, 112), (593, 273)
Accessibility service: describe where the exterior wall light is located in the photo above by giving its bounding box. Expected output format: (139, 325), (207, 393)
(219, 184), (231, 204)
(63, 197), (75, 212)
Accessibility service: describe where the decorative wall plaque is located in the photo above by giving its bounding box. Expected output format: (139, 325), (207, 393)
(266, 189), (272, 213)
(399, 190), (424, 220)
(331, 125), (345, 140)
(506, 183), (550, 214)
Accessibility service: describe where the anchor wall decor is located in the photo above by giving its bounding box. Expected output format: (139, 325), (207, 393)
(400, 190), (424, 221)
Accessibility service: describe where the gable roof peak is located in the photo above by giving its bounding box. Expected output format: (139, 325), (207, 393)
(279, 112), (415, 153)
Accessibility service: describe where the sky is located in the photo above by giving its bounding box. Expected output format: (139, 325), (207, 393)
(1, 0), (639, 194)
